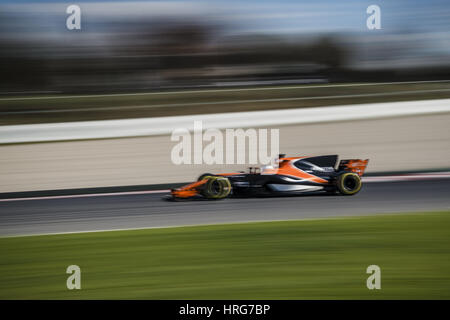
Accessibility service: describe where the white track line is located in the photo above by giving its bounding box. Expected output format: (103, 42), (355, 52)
(0, 189), (169, 203)
(362, 172), (450, 182)
(0, 211), (442, 239)
(0, 172), (449, 203)
(0, 79), (449, 101)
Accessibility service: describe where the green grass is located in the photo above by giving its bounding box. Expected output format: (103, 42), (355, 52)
(1, 211), (450, 299)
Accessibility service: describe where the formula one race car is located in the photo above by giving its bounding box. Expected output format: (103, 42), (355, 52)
(169, 155), (369, 200)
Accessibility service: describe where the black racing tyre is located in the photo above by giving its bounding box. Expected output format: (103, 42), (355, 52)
(201, 176), (232, 199)
(198, 173), (214, 181)
(336, 172), (362, 196)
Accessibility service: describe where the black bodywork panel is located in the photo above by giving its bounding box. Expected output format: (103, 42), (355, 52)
(226, 156), (341, 197)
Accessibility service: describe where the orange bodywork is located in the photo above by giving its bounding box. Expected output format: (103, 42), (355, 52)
(339, 159), (369, 176)
(171, 179), (207, 198)
(259, 157), (329, 184)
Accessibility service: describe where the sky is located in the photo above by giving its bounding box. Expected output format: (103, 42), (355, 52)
(0, 0), (448, 34)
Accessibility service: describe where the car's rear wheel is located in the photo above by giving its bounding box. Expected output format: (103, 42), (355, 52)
(201, 176), (232, 199)
(336, 172), (362, 195)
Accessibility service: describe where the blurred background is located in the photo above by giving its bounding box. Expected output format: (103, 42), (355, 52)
(1, 0), (449, 96)
(1, 1), (450, 301)
(0, 0), (449, 191)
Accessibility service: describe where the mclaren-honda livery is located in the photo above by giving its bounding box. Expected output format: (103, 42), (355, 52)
(169, 155), (369, 200)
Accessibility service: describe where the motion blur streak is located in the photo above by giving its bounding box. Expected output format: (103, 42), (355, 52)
(0, 179), (449, 237)
(1, 113), (449, 193)
(0, 0), (449, 301)
(0, 80), (449, 102)
(2, 88), (450, 115)
(1, 0), (450, 94)
(1, 172), (449, 203)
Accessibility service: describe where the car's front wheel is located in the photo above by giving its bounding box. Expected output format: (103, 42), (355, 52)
(200, 176), (232, 199)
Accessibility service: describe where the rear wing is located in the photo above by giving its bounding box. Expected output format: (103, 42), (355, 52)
(338, 159), (369, 176)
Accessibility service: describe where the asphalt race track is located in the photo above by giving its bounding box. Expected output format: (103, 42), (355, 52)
(0, 179), (449, 237)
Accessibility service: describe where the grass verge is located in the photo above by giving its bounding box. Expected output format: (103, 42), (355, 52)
(1, 211), (449, 299)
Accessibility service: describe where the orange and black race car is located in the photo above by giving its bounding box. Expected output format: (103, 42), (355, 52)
(169, 155), (369, 200)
